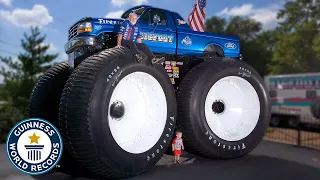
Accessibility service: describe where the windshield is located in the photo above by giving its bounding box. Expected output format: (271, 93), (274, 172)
(121, 7), (146, 19)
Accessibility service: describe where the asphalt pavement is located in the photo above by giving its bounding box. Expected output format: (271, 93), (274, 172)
(1, 141), (319, 180)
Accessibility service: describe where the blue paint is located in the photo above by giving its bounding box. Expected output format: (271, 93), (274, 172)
(271, 102), (312, 106)
(67, 5), (240, 58)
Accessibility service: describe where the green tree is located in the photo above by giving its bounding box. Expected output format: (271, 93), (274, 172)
(277, 0), (320, 32)
(314, 33), (320, 59)
(268, 0), (320, 74)
(0, 26), (58, 138)
(205, 16), (226, 34)
(224, 16), (262, 42)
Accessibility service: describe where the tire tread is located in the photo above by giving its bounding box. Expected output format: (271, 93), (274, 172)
(59, 48), (141, 178)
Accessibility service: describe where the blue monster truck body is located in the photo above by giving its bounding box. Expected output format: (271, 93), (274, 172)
(31, 6), (271, 179)
(65, 5), (241, 85)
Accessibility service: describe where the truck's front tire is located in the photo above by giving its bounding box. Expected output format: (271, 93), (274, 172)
(27, 62), (96, 177)
(59, 48), (177, 179)
(176, 57), (271, 159)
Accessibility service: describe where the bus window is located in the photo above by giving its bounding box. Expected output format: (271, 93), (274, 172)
(304, 78), (313, 89)
(296, 78), (304, 89)
(270, 90), (277, 98)
(306, 90), (317, 99)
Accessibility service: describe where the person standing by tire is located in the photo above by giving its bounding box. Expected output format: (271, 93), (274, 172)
(172, 130), (184, 164)
(116, 11), (165, 64)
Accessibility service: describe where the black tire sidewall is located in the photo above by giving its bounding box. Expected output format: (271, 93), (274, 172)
(28, 63), (70, 128)
(89, 61), (176, 172)
(191, 60), (270, 156)
(27, 63), (93, 176)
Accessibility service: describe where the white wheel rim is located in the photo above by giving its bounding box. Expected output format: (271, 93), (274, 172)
(204, 76), (260, 141)
(108, 71), (167, 154)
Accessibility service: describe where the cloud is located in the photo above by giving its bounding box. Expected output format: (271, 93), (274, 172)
(42, 43), (57, 51)
(217, 3), (280, 30)
(0, 0), (12, 7)
(34, 43), (57, 51)
(105, 10), (125, 18)
(111, 0), (147, 7)
(58, 53), (68, 61)
(218, 4), (254, 16)
(0, 4), (53, 28)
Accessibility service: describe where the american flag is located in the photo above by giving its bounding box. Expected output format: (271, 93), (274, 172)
(188, 0), (206, 32)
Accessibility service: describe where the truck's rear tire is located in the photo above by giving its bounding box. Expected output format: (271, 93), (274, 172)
(59, 48), (177, 179)
(311, 100), (320, 119)
(27, 62), (96, 177)
(176, 57), (271, 159)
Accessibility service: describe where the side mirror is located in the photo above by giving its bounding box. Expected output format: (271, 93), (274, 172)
(153, 14), (160, 24)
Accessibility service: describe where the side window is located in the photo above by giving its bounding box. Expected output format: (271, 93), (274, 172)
(140, 12), (150, 24)
(140, 9), (168, 26)
(172, 12), (190, 29)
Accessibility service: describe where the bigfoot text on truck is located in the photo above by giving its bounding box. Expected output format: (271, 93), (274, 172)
(28, 5), (271, 179)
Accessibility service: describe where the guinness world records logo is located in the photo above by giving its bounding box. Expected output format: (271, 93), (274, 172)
(6, 118), (63, 175)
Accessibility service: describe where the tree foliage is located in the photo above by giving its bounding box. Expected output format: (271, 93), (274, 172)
(205, 0), (320, 76)
(0, 26), (58, 141)
(0, 26), (58, 112)
(269, 0), (320, 74)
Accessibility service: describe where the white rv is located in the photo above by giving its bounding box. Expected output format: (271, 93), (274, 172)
(264, 73), (320, 128)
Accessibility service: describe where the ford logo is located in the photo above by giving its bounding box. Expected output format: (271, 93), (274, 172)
(225, 42), (237, 49)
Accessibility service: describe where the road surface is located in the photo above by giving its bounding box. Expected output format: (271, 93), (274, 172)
(1, 141), (319, 180)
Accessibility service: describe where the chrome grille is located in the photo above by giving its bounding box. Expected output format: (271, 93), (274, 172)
(68, 22), (79, 40)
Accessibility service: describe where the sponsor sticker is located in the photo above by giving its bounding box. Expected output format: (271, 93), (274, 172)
(181, 36), (192, 46)
(225, 42), (237, 49)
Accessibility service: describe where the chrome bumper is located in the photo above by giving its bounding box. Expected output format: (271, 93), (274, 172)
(64, 36), (98, 54)
(64, 36), (99, 69)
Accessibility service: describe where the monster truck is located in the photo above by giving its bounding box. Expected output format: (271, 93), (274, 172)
(28, 5), (271, 179)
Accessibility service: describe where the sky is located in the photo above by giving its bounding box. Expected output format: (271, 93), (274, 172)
(0, 0), (286, 83)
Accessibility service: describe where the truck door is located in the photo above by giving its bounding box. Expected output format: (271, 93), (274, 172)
(138, 8), (176, 54)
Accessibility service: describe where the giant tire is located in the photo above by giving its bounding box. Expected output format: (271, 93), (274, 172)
(27, 62), (97, 177)
(311, 100), (320, 119)
(59, 48), (177, 179)
(28, 63), (72, 170)
(28, 62), (70, 126)
(176, 57), (271, 159)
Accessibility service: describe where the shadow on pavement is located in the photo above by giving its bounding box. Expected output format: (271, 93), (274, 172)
(30, 153), (320, 180)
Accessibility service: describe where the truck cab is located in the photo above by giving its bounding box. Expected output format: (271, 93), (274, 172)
(65, 5), (240, 69)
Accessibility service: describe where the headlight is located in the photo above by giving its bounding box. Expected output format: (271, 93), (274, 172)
(78, 21), (92, 33)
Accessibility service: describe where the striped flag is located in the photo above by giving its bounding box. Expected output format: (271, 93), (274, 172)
(188, 0), (206, 32)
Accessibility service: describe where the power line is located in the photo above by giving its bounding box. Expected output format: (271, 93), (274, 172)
(0, 40), (20, 57)
(0, 49), (19, 56)
(0, 40), (20, 48)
